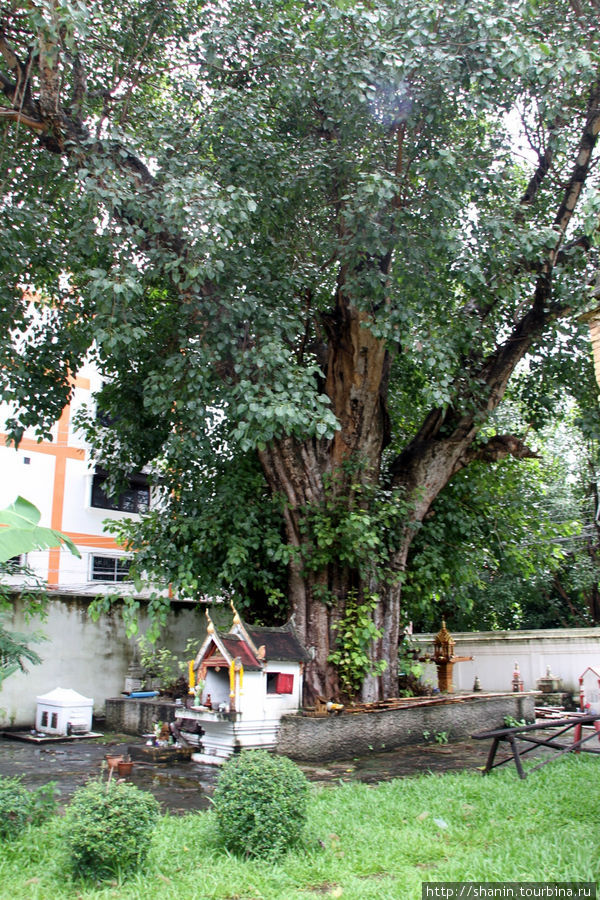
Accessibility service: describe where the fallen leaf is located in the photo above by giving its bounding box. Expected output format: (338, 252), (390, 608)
(416, 811), (429, 821)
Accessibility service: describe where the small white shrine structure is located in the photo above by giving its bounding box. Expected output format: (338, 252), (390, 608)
(579, 666), (600, 714)
(176, 606), (309, 763)
(35, 687), (93, 735)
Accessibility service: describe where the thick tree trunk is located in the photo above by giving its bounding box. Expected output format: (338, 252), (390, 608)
(258, 295), (392, 702)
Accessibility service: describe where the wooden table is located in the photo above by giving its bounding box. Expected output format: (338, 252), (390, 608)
(472, 713), (600, 779)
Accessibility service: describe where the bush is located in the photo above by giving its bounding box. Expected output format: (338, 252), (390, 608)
(0, 776), (58, 840)
(212, 750), (309, 858)
(0, 777), (31, 840)
(62, 779), (160, 880)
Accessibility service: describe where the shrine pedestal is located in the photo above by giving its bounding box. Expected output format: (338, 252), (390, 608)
(434, 657), (473, 693)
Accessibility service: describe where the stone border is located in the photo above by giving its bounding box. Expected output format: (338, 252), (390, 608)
(276, 693), (535, 761)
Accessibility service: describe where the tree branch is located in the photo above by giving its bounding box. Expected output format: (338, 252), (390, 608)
(388, 76), (600, 511)
(0, 106), (45, 131)
(550, 78), (600, 266)
(460, 434), (539, 466)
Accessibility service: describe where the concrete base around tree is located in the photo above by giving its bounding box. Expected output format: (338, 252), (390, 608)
(105, 692), (535, 763)
(276, 693), (536, 761)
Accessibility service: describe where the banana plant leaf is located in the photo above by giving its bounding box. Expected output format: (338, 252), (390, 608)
(0, 496), (81, 563)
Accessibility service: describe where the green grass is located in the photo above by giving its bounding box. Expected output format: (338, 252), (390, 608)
(1, 755), (598, 899)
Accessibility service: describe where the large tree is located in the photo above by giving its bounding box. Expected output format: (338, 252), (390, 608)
(2, 0), (600, 700)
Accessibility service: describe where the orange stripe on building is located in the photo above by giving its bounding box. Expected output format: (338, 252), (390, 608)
(70, 375), (91, 390)
(47, 404), (72, 585)
(62, 532), (126, 551)
(2, 379), (131, 586)
(0, 434), (85, 460)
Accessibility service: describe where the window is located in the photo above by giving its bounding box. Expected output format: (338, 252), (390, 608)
(51, 713), (58, 729)
(91, 470), (150, 514)
(90, 555), (131, 583)
(266, 672), (294, 694)
(41, 711), (48, 727)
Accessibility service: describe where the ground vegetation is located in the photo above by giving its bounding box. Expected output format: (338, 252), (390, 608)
(0, 756), (597, 896)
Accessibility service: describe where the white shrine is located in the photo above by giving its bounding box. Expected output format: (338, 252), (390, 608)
(579, 665), (600, 714)
(176, 606), (309, 763)
(35, 687), (93, 735)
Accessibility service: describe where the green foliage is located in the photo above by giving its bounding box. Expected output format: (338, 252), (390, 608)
(136, 635), (179, 690)
(503, 716), (527, 729)
(212, 750), (309, 858)
(0, 614), (44, 684)
(406, 403), (600, 632)
(397, 634), (425, 696)
(328, 592), (387, 695)
(300, 467), (410, 583)
(62, 779), (160, 881)
(101, 448), (289, 630)
(0, 756), (599, 896)
(0, 497), (80, 564)
(0, 497), (75, 685)
(0, 776), (58, 840)
(0, 778), (30, 840)
(27, 782), (60, 827)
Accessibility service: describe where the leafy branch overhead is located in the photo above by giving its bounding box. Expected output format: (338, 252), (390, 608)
(2, 0), (600, 699)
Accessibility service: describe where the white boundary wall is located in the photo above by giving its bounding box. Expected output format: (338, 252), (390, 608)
(0, 595), (205, 728)
(412, 628), (600, 696)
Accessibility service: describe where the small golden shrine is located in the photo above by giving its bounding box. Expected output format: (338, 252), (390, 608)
(433, 620), (455, 663)
(430, 620), (472, 693)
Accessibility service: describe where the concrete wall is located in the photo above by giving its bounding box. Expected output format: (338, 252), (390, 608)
(412, 628), (600, 695)
(277, 694), (535, 761)
(0, 595), (206, 728)
(105, 697), (180, 735)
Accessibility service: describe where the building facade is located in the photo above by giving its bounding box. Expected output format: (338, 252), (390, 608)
(0, 360), (147, 597)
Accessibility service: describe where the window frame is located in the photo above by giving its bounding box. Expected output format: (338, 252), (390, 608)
(89, 554), (131, 583)
(90, 469), (150, 515)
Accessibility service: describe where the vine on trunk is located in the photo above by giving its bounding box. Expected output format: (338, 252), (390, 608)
(328, 591), (387, 696)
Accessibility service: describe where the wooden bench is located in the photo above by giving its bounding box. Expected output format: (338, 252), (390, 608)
(472, 713), (600, 779)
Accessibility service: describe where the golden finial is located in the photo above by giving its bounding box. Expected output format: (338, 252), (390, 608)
(205, 608), (215, 635)
(230, 597), (241, 626)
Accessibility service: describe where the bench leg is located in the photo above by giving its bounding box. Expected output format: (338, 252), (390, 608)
(508, 735), (526, 779)
(483, 737), (500, 774)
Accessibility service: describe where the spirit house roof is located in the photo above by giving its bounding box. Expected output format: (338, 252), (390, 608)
(193, 604), (310, 673)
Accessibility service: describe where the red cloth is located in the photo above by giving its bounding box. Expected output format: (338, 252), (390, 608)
(275, 673), (294, 694)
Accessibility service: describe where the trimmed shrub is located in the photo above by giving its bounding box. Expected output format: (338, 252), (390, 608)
(212, 749), (309, 858)
(62, 779), (160, 880)
(0, 776), (58, 840)
(0, 777), (32, 840)
(28, 782), (60, 827)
